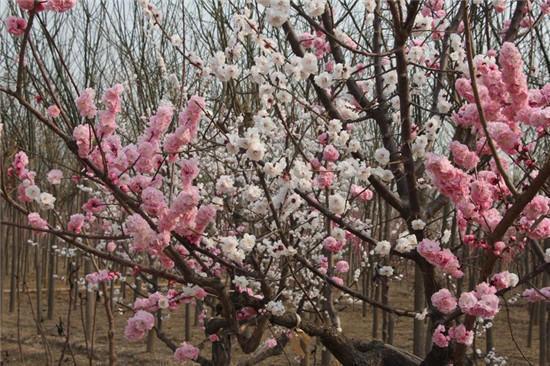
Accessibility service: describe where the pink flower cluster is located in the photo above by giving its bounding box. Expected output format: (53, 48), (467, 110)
(124, 213), (167, 254)
(46, 169), (63, 184)
(28, 212), (48, 230)
(450, 141), (479, 170)
(76, 88), (97, 119)
(124, 310), (155, 341)
(11, 151), (29, 179)
(432, 324), (473, 348)
(17, 0), (77, 12)
(323, 236), (345, 253)
(350, 184), (374, 202)
(98, 84), (124, 136)
(164, 96), (205, 158)
(85, 270), (120, 285)
(430, 288), (457, 314)
(491, 271), (518, 290)
(72, 124), (93, 158)
(298, 31), (330, 58)
(174, 342), (199, 362)
(67, 213), (86, 233)
(5, 16), (27, 36)
(417, 239), (463, 278)
(134, 291), (176, 312)
(322, 144), (340, 161)
(522, 287), (550, 303)
(458, 282), (500, 319)
(448, 324), (473, 346)
(47, 0), (78, 12)
(425, 153), (470, 204)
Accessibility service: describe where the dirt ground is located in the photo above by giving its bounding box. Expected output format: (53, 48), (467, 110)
(0, 277), (545, 366)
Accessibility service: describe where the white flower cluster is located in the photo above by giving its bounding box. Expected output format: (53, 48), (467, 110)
(394, 232), (418, 253)
(259, 0), (290, 27)
(210, 51), (238, 82)
(374, 240), (391, 257)
(266, 300), (285, 316)
(22, 180), (56, 210)
(220, 236), (245, 263)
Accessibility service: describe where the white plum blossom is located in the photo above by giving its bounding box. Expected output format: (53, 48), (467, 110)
(378, 266), (394, 277)
(38, 192), (56, 210)
(304, 0), (325, 17)
(374, 147), (390, 166)
(314, 72), (333, 89)
(240, 234), (256, 253)
(25, 184), (41, 200)
(216, 175), (235, 194)
(394, 233), (418, 253)
(411, 219), (426, 230)
(266, 300), (285, 316)
(328, 193), (346, 215)
(374, 240), (391, 257)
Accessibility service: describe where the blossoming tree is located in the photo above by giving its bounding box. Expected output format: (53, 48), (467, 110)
(1, 0), (550, 365)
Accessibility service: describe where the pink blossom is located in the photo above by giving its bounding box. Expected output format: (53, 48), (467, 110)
(179, 95), (205, 140)
(491, 271), (518, 290)
(141, 187), (166, 217)
(5, 16), (27, 36)
(450, 141), (479, 170)
(76, 88), (97, 118)
(264, 338), (278, 349)
(499, 42), (529, 118)
(323, 236), (344, 253)
(487, 122), (520, 154)
(174, 342), (199, 362)
(458, 282), (500, 319)
(106, 241), (117, 252)
(331, 276), (344, 286)
(180, 159), (200, 188)
(144, 104), (174, 144)
(417, 239), (463, 278)
(12, 151), (29, 179)
(209, 334), (220, 342)
(102, 83), (123, 113)
(67, 214), (85, 233)
(470, 179), (494, 210)
(527, 218), (550, 240)
(448, 324), (473, 346)
(172, 187), (199, 214)
(237, 307), (257, 321)
(124, 310), (155, 341)
(124, 214), (157, 252)
(85, 270), (119, 285)
(46, 169), (63, 184)
(432, 324), (449, 348)
(350, 184), (373, 202)
(47, 0), (77, 12)
(425, 153), (470, 204)
(47, 105), (61, 117)
(72, 124), (92, 157)
(458, 291), (478, 313)
(83, 197), (104, 214)
(431, 289), (457, 314)
(322, 144), (339, 161)
(522, 287), (550, 303)
(522, 195), (550, 221)
(17, 0), (46, 11)
(28, 212), (48, 230)
(314, 166), (334, 188)
(335, 260), (349, 273)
